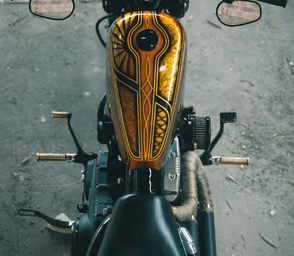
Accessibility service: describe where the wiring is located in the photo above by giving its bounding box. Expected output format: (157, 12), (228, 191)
(95, 14), (115, 48)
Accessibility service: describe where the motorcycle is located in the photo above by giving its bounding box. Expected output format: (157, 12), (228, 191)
(18, 0), (288, 255)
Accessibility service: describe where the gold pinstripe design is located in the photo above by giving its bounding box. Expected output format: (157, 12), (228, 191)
(106, 11), (187, 170)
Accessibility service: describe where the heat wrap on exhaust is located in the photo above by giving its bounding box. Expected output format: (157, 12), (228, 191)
(173, 151), (213, 221)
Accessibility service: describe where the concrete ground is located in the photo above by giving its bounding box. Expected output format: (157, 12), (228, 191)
(0, 0), (293, 255)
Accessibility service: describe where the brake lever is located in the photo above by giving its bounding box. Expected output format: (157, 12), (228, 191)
(200, 112), (237, 165)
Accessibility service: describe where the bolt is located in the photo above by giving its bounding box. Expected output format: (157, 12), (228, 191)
(169, 173), (176, 181)
(103, 208), (108, 216)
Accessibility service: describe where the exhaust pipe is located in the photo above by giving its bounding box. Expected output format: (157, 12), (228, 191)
(173, 151), (217, 256)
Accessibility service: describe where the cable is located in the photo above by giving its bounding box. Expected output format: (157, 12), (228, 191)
(95, 14), (115, 48)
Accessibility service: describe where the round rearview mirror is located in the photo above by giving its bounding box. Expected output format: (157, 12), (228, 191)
(29, 0), (75, 20)
(216, 1), (261, 26)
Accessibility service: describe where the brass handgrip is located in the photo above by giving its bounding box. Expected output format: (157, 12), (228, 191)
(211, 156), (250, 166)
(36, 153), (75, 161)
(52, 111), (71, 118)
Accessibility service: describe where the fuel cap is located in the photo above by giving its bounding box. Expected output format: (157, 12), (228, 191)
(136, 29), (159, 51)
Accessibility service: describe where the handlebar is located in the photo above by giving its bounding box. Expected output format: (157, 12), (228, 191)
(224, 0), (287, 7)
(257, 0), (287, 7)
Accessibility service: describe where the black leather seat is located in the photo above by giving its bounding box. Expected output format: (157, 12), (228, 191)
(97, 193), (186, 256)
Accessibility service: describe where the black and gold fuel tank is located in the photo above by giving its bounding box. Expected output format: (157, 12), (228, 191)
(106, 11), (187, 170)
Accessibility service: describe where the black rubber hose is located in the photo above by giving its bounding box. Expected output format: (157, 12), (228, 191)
(85, 215), (111, 256)
(95, 14), (115, 48)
